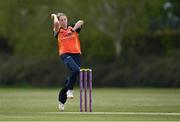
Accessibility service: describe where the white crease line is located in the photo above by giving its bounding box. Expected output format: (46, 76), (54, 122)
(39, 112), (180, 116)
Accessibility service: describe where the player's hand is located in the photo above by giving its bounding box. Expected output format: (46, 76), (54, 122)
(67, 27), (74, 35)
(51, 14), (56, 19)
(67, 30), (73, 35)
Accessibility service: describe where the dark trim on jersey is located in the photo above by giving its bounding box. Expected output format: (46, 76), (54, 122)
(53, 24), (82, 39)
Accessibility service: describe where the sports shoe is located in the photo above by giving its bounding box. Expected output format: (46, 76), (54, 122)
(58, 102), (64, 111)
(66, 90), (74, 99)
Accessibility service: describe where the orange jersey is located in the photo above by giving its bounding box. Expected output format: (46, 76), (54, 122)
(57, 27), (81, 55)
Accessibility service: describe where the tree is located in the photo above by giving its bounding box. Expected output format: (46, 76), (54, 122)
(86, 0), (166, 60)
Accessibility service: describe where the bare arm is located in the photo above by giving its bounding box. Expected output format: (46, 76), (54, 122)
(72, 20), (84, 32)
(51, 14), (60, 33)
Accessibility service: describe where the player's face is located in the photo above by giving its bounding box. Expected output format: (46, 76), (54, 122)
(59, 16), (68, 29)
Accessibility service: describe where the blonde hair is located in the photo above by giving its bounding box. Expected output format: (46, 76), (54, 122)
(56, 12), (67, 20)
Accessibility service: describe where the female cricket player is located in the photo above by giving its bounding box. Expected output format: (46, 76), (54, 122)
(51, 13), (84, 111)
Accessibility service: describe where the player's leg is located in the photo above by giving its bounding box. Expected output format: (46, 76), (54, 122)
(59, 54), (80, 98)
(64, 54), (80, 98)
(58, 87), (68, 111)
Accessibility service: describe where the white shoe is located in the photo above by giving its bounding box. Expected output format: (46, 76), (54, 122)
(58, 102), (64, 111)
(66, 90), (74, 99)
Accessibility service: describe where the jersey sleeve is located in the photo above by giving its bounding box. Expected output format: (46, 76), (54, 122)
(70, 24), (82, 33)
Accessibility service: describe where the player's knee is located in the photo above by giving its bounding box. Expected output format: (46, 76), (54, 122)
(72, 67), (80, 74)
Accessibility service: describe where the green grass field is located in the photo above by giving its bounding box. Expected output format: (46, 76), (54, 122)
(0, 88), (180, 121)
